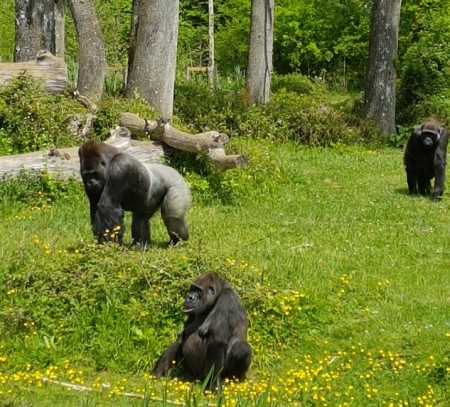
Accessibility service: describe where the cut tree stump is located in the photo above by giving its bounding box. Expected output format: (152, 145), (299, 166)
(0, 50), (68, 94)
(119, 112), (248, 170)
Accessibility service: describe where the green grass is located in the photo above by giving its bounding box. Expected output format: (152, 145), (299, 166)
(0, 139), (449, 406)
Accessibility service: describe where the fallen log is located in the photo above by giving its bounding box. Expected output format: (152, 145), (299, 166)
(0, 50), (67, 94)
(0, 127), (166, 180)
(0, 111), (248, 178)
(119, 112), (248, 169)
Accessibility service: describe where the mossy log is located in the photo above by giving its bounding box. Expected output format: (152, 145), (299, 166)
(0, 50), (68, 93)
(119, 112), (248, 170)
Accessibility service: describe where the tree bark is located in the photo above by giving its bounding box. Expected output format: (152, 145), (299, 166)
(125, 0), (179, 118)
(207, 0), (215, 86)
(67, 0), (106, 101)
(0, 50), (67, 93)
(364, 0), (402, 135)
(246, 0), (274, 105)
(127, 0), (141, 87)
(14, 0), (65, 62)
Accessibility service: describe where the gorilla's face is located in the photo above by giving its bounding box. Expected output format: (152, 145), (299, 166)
(420, 130), (439, 149)
(183, 272), (223, 315)
(79, 142), (115, 196)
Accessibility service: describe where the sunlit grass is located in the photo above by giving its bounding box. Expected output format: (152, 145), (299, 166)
(0, 140), (449, 406)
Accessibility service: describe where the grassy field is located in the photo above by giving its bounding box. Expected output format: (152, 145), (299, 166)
(0, 139), (449, 406)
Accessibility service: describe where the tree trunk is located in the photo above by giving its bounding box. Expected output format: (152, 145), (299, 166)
(207, 0), (215, 86)
(67, 0), (106, 101)
(125, 0), (179, 118)
(364, 0), (402, 135)
(14, 0), (65, 62)
(127, 0), (141, 87)
(246, 0), (274, 105)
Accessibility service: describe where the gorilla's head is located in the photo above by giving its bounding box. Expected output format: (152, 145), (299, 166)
(79, 141), (120, 196)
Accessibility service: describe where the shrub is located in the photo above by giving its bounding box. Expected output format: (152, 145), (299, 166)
(272, 73), (316, 95)
(175, 75), (379, 147)
(397, 11), (450, 124)
(0, 75), (85, 154)
(93, 95), (157, 140)
(0, 170), (83, 205)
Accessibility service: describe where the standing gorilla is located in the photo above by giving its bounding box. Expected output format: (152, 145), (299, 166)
(152, 272), (252, 388)
(404, 117), (449, 201)
(79, 140), (191, 246)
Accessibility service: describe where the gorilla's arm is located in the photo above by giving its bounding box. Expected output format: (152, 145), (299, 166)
(151, 338), (183, 378)
(198, 287), (247, 343)
(93, 153), (150, 243)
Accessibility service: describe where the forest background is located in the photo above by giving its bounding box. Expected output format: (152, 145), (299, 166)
(1, 0), (450, 128)
(0, 0), (449, 406)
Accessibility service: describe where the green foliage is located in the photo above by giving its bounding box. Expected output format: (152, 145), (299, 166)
(1, 142), (449, 405)
(0, 171), (83, 206)
(397, 0), (450, 124)
(93, 96), (157, 141)
(271, 73), (315, 95)
(274, 0), (370, 86)
(0, 0), (14, 61)
(174, 74), (247, 134)
(175, 74), (383, 147)
(0, 75), (85, 154)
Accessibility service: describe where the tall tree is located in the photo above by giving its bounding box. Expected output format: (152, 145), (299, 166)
(14, 0), (64, 62)
(246, 0), (274, 105)
(126, 0), (179, 118)
(364, 0), (402, 135)
(67, 0), (106, 101)
(207, 0), (215, 86)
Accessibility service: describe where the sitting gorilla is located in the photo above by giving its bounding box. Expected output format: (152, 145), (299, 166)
(152, 272), (252, 389)
(79, 140), (191, 246)
(404, 117), (448, 201)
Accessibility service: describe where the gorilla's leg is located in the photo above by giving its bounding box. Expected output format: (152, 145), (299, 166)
(223, 341), (252, 381)
(432, 160), (446, 201)
(417, 174), (431, 195)
(131, 213), (151, 247)
(406, 167), (418, 194)
(205, 341), (227, 389)
(161, 188), (190, 245)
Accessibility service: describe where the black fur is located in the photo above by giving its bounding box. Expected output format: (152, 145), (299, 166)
(79, 141), (191, 246)
(152, 272), (252, 389)
(404, 118), (448, 201)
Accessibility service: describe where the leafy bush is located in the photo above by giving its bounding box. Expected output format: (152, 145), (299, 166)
(175, 75), (381, 147)
(397, 8), (450, 124)
(174, 74), (247, 134)
(0, 75), (85, 154)
(272, 73), (316, 95)
(0, 171), (83, 205)
(93, 95), (157, 140)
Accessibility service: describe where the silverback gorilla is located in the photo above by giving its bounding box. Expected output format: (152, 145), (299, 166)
(79, 140), (191, 246)
(152, 272), (252, 388)
(404, 117), (448, 201)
